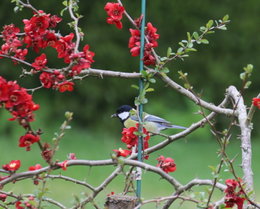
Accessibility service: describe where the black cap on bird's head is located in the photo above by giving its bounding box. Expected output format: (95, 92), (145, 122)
(111, 105), (133, 122)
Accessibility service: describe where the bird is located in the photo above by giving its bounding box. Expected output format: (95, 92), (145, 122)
(111, 105), (186, 134)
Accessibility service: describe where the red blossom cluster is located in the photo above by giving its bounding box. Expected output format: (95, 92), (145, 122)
(129, 22), (159, 66)
(15, 196), (36, 209)
(23, 10), (61, 53)
(0, 194), (7, 202)
(2, 160), (21, 172)
(41, 143), (53, 163)
(113, 148), (132, 157)
(28, 163), (42, 171)
(19, 133), (40, 151)
(156, 156), (176, 173)
(252, 98), (260, 109)
(224, 179), (245, 209)
(0, 24), (28, 63)
(104, 2), (159, 66)
(0, 76), (39, 126)
(113, 124), (150, 158)
(104, 2), (125, 29)
(39, 71), (74, 93)
(0, 10), (95, 93)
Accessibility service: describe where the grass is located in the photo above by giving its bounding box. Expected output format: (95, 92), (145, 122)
(0, 111), (260, 208)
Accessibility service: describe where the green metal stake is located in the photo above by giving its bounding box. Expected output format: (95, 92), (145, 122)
(136, 0), (146, 205)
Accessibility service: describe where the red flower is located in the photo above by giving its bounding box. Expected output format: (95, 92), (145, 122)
(15, 201), (24, 209)
(224, 179), (245, 209)
(128, 22), (159, 66)
(156, 156), (176, 173)
(0, 76), (9, 101)
(53, 33), (75, 63)
(23, 11), (50, 35)
(121, 124), (150, 150)
(14, 49), (28, 62)
(0, 76), (39, 124)
(28, 164), (42, 171)
(68, 153), (77, 160)
(0, 194), (7, 202)
(113, 148), (132, 157)
(39, 72), (55, 88)
(104, 2), (125, 29)
(32, 53), (47, 70)
(2, 160), (21, 172)
(70, 44), (95, 75)
(19, 133), (40, 151)
(1, 24), (20, 40)
(49, 15), (62, 28)
(252, 98), (260, 109)
(83, 44), (95, 63)
(57, 81), (74, 93)
(57, 160), (69, 171)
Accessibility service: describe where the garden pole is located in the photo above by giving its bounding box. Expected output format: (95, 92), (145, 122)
(136, 0), (146, 206)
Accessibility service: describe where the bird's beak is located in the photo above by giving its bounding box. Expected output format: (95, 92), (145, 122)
(111, 113), (117, 118)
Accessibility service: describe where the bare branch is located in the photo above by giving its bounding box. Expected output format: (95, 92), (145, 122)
(47, 174), (95, 191)
(134, 195), (199, 209)
(144, 96), (230, 155)
(68, 0), (81, 52)
(162, 179), (226, 209)
(226, 86), (254, 192)
(81, 68), (141, 79)
(158, 73), (235, 116)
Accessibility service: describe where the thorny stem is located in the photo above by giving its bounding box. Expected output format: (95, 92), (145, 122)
(134, 195), (199, 209)
(17, 0), (39, 14)
(68, 0), (81, 53)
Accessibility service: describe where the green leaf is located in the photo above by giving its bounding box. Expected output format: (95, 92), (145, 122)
(184, 83), (191, 89)
(62, 0), (68, 6)
(60, 8), (67, 16)
(160, 57), (168, 62)
(206, 20), (213, 29)
(208, 165), (216, 172)
(177, 47), (184, 54)
(131, 84), (139, 90)
(141, 70), (147, 77)
(149, 78), (156, 83)
(218, 25), (227, 30)
(146, 88), (154, 92)
(187, 42), (193, 48)
(187, 32), (192, 42)
(223, 14), (229, 21)
(200, 26), (207, 32)
(193, 32), (199, 40)
(201, 39), (209, 44)
(244, 81), (252, 89)
(245, 64), (253, 73)
(185, 48), (197, 52)
(167, 47), (172, 57)
(161, 67), (169, 74)
(240, 72), (246, 80)
(14, 6), (20, 12)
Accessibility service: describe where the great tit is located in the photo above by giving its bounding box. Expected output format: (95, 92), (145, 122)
(111, 105), (186, 134)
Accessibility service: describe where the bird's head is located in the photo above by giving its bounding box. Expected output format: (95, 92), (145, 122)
(111, 105), (133, 122)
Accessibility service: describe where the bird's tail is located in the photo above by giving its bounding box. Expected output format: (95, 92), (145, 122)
(170, 125), (187, 129)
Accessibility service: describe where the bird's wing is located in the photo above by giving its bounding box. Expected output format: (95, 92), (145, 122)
(144, 114), (171, 125)
(144, 114), (187, 130)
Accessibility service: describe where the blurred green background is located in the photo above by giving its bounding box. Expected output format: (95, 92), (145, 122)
(0, 0), (259, 208)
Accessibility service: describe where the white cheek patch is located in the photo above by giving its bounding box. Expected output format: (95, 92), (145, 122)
(118, 112), (130, 120)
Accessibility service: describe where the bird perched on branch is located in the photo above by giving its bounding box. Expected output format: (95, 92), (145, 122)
(111, 105), (186, 134)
